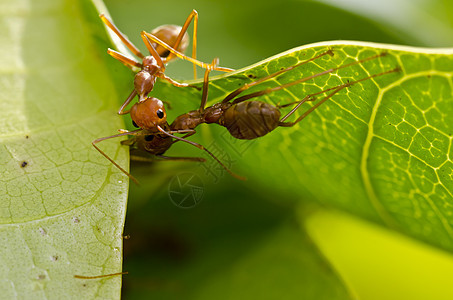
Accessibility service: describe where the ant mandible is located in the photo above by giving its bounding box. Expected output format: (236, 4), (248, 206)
(99, 11), (233, 115)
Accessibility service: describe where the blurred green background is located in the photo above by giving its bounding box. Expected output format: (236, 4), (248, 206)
(102, 0), (453, 299)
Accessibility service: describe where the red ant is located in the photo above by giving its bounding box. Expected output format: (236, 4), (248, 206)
(93, 47), (400, 183)
(99, 11), (233, 115)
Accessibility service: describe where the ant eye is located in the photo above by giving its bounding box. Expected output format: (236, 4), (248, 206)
(132, 120), (139, 128)
(156, 109), (164, 119)
(144, 135), (154, 142)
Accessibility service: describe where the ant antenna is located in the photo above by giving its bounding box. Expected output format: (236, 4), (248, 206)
(92, 129), (143, 185)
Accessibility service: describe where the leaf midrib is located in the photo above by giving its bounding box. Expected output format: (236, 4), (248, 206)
(360, 69), (453, 231)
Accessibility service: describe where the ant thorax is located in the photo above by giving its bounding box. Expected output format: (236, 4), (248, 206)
(141, 56), (161, 73)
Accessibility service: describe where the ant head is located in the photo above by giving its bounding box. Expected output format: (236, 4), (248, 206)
(130, 97), (167, 130)
(150, 25), (189, 61)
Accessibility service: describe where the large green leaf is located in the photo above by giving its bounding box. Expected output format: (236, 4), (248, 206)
(0, 0), (129, 298)
(116, 41), (453, 298)
(150, 42), (453, 252)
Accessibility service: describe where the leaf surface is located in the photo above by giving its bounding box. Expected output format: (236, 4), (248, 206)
(0, 0), (129, 298)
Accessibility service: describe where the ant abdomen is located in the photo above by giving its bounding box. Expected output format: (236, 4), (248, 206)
(222, 101), (281, 140)
(150, 25), (189, 59)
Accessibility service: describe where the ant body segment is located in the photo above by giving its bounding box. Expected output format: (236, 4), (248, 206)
(99, 12), (233, 115)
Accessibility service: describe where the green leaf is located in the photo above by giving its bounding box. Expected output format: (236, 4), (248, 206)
(150, 42), (453, 252)
(0, 0), (129, 298)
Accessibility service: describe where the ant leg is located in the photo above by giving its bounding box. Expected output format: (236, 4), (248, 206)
(160, 74), (190, 88)
(107, 49), (142, 69)
(226, 52), (390, 105)
(156, 125), (246, 180)
(141, 32), (200, 88)
(174, 130), (196, 138)
(276, 85), (342, 109)
(92, 129), (143, 184)
(279, 87), (344, 126)
(74, 272), (128, 279)
(276, 77), (372, 109)
(279, 67), (401, 126)
(164, 129), (196, 135)
(100, 14), (144, 59)
(222, 50), (334, 103)
(142, 32), (233, 73)
(164, 10), (199, 78)
(118, 89), (137, 115)
(160, 57), (219, 91)
(119, 128), (194, 135)
(199, 58), (219, 112)
(168, 129), (197, 145)
(276, 95), (312, 109)
(140, 32), (166, 70)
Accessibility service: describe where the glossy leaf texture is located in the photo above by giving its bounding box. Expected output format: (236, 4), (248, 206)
(151, 42), (453, 253)
(0, 0), (129, 298)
